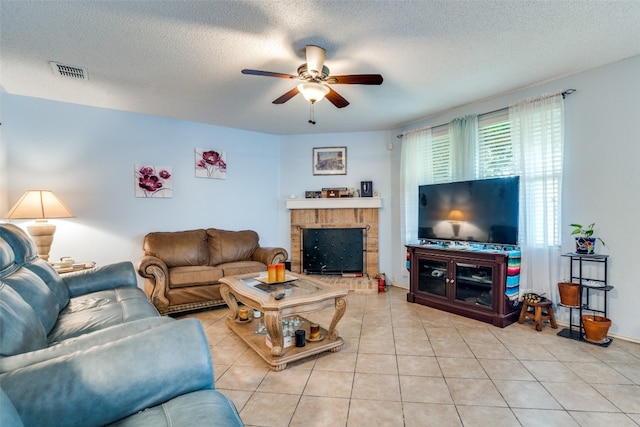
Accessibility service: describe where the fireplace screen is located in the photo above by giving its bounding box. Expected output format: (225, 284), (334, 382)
(302, 228), (364, 275)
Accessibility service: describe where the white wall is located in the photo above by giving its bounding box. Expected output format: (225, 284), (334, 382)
(391, 55), (640, 341)
(2, 95), (282, 269)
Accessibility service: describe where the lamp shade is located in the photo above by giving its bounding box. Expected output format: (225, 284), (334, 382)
(297, 82), (330, 104)
(5, 190), (75, 219)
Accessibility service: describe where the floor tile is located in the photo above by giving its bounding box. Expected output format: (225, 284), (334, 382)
(355, 353), (398, 375)
(351, 372), (401, 401)
(591, 383), (640, 413)
(520, 360), (584, 382)
(511, 408), (579, 427)
(479, 359), (536, 381)
(568, 411), (639, 427)
(456, 406), (520, 427)
(446, 378), (507, 406)
(257, 368), (311, 395)
(430, 340), (475, 358)
(397, 355), (442, 377)
(399, 375), (453, 404)
(289, 396), (350, 427)
(493, 379), (562, 409)
(542, 381), (619, 411)
(402, 402), (462, 427)
(438, 357), (488, 379)
(240, 391), (299, 427)
(346, 399), (403, 427)
(303, 370), (354, 398)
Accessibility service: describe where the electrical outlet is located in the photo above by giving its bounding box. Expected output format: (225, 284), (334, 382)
(392, 275), (397, 283)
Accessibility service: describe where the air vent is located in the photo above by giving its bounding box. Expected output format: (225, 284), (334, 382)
(49, 62), (88, 80)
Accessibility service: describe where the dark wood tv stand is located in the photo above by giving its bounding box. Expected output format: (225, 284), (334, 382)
(406, 244), (520, 327)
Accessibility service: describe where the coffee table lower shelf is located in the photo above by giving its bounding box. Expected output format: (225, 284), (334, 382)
(225, 316), (344, 371)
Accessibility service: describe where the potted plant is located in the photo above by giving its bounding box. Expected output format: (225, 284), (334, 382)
(582, 312), (611, 343)
(557, 281), (580, 307)
(570, 223), (605, 254)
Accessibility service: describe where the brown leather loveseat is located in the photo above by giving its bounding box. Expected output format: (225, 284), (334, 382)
(137, 228), (288, 315)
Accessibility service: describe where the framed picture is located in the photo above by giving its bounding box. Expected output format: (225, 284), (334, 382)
(361, 181), (373, 197)
(134, 165), (173, 198)
(312, 147), (347, 175)
(195, 148), (227, 179)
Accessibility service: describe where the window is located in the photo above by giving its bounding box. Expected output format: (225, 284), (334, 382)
(477, 109), (515, 178)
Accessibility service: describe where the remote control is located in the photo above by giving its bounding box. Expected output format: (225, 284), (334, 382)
(274, 293), (285, 300)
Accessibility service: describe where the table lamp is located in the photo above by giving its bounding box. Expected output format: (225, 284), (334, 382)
(4, 190), (75, 261)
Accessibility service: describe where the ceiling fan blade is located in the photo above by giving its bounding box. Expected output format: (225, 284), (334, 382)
(328, 74), (383, 85)
(241, 69), (297, 79)
(326, 88), (350, 108)
(306, 45), (326, 76)
(272, 87), (300, 104)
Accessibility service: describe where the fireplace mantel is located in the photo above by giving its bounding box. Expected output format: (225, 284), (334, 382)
(285, 197), (382, 210)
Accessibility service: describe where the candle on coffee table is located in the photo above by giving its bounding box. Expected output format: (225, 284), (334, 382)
(276, 263), (285, 282)
(267, 264), (276, 283)
(309, 323), (320, 340)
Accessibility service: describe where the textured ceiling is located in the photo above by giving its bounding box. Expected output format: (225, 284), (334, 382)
(2, 1), (640, 135)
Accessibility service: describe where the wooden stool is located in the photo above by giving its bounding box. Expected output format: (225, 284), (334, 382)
(518, 300), (557, 331)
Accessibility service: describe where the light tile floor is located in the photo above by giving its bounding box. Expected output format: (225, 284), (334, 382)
(178, 286), (640, 427)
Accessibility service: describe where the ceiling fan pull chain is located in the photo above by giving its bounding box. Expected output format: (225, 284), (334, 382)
(308, 103), (316, 125)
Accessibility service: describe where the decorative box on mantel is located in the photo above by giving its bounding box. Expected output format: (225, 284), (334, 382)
(286, 197), (382, 294)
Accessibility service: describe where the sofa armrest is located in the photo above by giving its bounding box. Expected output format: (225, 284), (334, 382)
(137, 255), (170, 314)
(0, 318), (213, 427)
(252, 246), (288, 266)
(63, 262), (138, 298)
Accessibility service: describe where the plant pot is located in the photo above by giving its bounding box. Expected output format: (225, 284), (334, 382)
(558, 282), (580, 307)
(575, 237), (596, 254)
(582, 314), (611, 343)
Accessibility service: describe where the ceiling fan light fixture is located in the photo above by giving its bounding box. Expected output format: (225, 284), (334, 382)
(297, 82), (330, 104)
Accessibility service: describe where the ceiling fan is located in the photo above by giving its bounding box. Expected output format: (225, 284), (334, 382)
(241, 45), (383, 109)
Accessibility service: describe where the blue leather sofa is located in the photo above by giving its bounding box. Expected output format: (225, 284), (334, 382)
(0, 223), (243, 427)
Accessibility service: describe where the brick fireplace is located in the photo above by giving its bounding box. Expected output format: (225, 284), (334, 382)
(286, 198), (382, 294)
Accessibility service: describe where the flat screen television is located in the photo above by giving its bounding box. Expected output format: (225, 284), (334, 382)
(418, 176), (520, 245)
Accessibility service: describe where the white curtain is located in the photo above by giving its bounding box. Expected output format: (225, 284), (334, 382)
(449, 115), (478, 181)
(510, 94), (564, 301)
(400, 128), (433, 251)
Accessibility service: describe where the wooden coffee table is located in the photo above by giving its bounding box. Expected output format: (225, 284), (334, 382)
(219, 272), (348, 371)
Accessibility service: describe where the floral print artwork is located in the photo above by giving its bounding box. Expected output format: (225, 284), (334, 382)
(195, 148), (227, 179)
(135, 165), (173, 198)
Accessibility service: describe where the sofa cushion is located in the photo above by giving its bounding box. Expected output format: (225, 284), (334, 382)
(219, 260), (267, 277)
(168, 266), (224, 288)
(2, 268), (59, 334)
(48, 288), (159, 345)
(143, 229), (208, 268)
(207, 229), (258, 266)
(24, 261), (70, 310)
(106, 390), (243, 427)
(0, 283), (47, 357)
